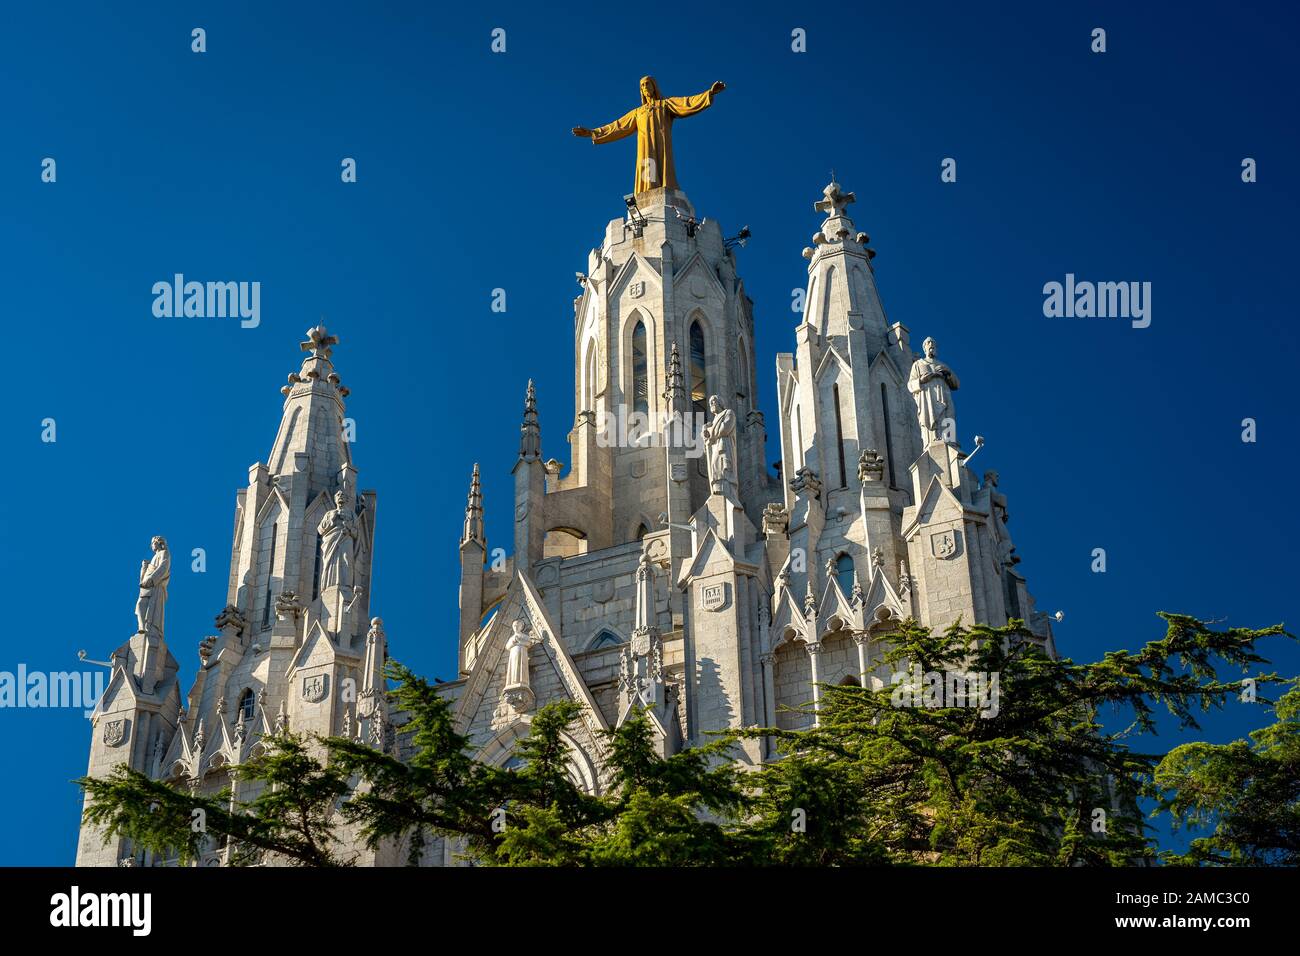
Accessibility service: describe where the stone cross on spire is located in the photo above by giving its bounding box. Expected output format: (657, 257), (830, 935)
(301, 325), (338, 359)
(814, 181), (856, 219)
(805, 179), (875, 258)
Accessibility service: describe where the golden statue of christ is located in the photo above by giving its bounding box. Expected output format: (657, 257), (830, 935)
(572, 76), (725, 195)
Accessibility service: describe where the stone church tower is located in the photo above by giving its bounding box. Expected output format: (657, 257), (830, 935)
(439, 179), (1056, 866)
(77, 326), (393, 866)
(76, 180), (1055, 867)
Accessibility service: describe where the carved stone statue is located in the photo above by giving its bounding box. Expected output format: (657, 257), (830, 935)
(572, 76), (725, 195)
(907, 337), (960, 445)
(701, 395), (738, 498)
(504, 620), (540, 692)
(134, 536), (171, 636)
(317, 490), (358, 591)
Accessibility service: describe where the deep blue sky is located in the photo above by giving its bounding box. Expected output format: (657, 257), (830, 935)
(2, 1), (1296, 864)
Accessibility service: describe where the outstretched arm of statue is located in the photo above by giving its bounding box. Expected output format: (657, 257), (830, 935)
(666, 82), (725, 118)
(580, 107), (638, 144)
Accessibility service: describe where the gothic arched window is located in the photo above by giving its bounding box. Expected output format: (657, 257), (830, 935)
(589, 630), (622, 650)
(238, 688), (256, 722)
(689, 319), (707, 416)
(583, 338), (597, 412)
(631, 320), (649, 416)
(835, 553), (856, 596)
(635, 523), (649, 541)
(832, 383), (848, 489)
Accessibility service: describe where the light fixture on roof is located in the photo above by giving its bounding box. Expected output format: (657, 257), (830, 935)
(724, 225), (751, 249)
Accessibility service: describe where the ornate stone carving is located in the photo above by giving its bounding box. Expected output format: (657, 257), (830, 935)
(931, 529), (960, 559)
(275, 590), (303, 617)
(700, 582), (727, 611)
(214, 604), (247, 634)
(762, 502), (789, 535)
(103, 718), (129, 748)
(134, 536), (170, 636)
(790, 466), (822, 500)
(301, 673), (329, 703)
(858, 449), (885, 483)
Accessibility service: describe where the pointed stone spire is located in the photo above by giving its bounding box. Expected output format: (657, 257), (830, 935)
(804, 578), (818, 616)
(267, 324), (354, 484)
(519, 379), (541, 460)
(461, 463), (484, 546)
(662, 342), (686, 409)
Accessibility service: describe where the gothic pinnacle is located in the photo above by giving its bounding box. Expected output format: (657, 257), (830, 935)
(663, 342), (685, 406)
(461, 462), (484, 546)
(519, 379), (541, 460)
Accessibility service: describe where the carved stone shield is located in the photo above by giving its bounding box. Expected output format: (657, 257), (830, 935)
(931, 530), (960, 559)
(301, 674), (329, 703)
(700, 582), (727, 612)
(103, 718), (129, 748)
(629, 280), (645, 299)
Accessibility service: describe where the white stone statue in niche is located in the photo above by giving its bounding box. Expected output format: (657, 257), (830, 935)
(317, 490), (358, 590)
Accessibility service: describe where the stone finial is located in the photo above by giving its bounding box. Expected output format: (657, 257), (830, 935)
(287, 325), (348, 399)
(761, 501), (789, 535)
(803, 580), (818, 616)
(198, 635), (217, 663)
(461, 463), (484, 546)
(851, 576), (865, 608)
(519, 380), (541, 460)
(790, 466), (822, 500)
(300, 325), (339, 358)
(814, 181), (856, 219)
(215, 605), (246, 633)
(858, 449), (886, 483)
(872, 546), (884, 570)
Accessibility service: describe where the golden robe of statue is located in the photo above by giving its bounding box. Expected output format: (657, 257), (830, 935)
(573, 76), (725, 195)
